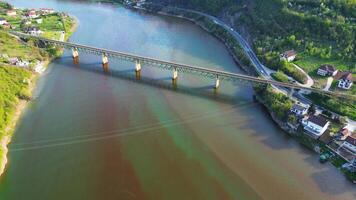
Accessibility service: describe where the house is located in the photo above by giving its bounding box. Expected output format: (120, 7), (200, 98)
(0, 18), (7, 25)
(281, 50), (297, 62)
(36, 18), (43, 24)
(26, 27), (42, 36)
(8, 57), (19, 65)
(317, 64), (338, 77)
(17, 60), (30, 67)
(6, 10), (17, 16)
(24, 20), (31, 25)
(340, 136), (356, 155)
(6, 10), (16, 16)
(290, 103), (308, 116)
(1, 22), (11, 29)
(337, 128), (351, 140)
(40, 8), (55, 15)
(337, 72), (354, 90)
(302, 115), (330, 138)
(26, 10), (39, 19)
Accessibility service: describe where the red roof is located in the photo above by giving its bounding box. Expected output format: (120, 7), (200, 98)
(339, 72), (354, 82)
(283, 50), (297, 58)
(319, 64), (336, 72)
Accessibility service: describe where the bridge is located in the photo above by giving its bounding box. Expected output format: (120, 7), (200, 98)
(11, 32), (356, 100)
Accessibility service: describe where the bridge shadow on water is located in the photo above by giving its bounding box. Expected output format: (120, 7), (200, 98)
(56, 57), (253, 105)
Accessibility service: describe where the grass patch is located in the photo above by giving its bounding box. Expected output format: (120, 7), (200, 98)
(271, 70), (289, 82)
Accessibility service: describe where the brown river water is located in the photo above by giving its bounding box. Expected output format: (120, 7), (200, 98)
(0, 0), (355, 199)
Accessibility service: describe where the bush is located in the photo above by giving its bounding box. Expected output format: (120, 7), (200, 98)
(271, 71), (289, 82)
(254, 85), (293, 120)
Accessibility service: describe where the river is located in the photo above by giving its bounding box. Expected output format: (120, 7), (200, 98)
(0, 0), (355, 199)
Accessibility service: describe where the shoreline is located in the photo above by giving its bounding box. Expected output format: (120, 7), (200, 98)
(0, 17), (78, 178)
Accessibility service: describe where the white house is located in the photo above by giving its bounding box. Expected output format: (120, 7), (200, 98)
(281, 50), (297, 62)
(17, 60), (30, 67)
(26, 27), (42, 36)
(6, 10), (17, 16)
(317, 64), (338, 77)
(26, 10), (39, 19)
(36, 18), (43, 24)
(0, 18), (8, 25)
(338, 72), (354, 90)
(302, 115), (330, 138)
(8, 57), (19, 65)
(290, 103), (308, 116)
(340, 136), (356, 155)
(40, 8), (55, 15)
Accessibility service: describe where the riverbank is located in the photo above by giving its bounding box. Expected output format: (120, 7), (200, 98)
(0, 4), (78, 177)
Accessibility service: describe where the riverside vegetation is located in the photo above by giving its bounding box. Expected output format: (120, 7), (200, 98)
(0, 1), (76, 176)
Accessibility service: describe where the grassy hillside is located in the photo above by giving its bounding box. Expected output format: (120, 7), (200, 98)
(0, 31), (46, 63)
(0, 66), (32, 136)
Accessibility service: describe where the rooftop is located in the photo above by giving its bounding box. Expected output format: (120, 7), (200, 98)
(283, 50), (297, 57)
(319, 64), (336, 72)
(346, 136), (356, 146)
(339, 72), (354, 81)
(308, 115), (329, 127)
(292, 104), (308, 111)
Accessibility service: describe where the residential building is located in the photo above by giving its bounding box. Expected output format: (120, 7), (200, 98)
(26, 27), (42, 36)
(1, 22), (11, 29)
(0, 18), (7, 25)
(26, 10), (39, 19)
(17, 60), (30, 67)
(302, 115), (330, 138)
(337, 128), (351, 140)
(40, 8), (55, 15)
(317, 64), (338, 77)
(290, 103), (308, 116)
(340, 136), (356, 155)
(281, 50), (297, 62)
(337, 72), (354, 90)
(6, 10), (17, 16)
(8, 57), (19, 65)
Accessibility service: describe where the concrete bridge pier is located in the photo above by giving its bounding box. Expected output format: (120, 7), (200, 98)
(72, 48), (79, 64)
(172, 68), (178, 86)
(102, 54), (109, 72)
(135, 60), (141, 79)
(214, 76), (220, 89)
